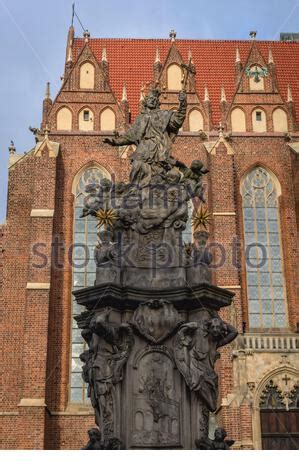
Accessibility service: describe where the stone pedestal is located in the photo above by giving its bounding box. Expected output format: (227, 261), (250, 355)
(73, 270), (235, 449)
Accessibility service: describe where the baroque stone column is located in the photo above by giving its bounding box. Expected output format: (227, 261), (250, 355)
(73, 86), (237, 449)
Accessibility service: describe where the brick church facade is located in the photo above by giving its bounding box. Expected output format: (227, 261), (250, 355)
(1, 26), (299, 449)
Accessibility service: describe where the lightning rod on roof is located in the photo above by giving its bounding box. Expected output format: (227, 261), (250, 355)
(71, 3), (75, 26)
(72, 3), (88, 33)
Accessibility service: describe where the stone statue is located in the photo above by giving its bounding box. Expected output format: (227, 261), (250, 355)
(104, 88), (187, 186)
(80, 182), (102, 218)
(176, 159), (209, 202)
(81, 178), (112, 218)
(195, 427), (235, 450)
(174, 317), (238, 411)
(79, 308), (134, 440)
(77, 87), (209, 236)
(74, 82), (237, 449)
(82, 428), (103, 450)
(82, 427), (124, 450)
(29, 126), (44, 143)
(94, 230), (117, 266)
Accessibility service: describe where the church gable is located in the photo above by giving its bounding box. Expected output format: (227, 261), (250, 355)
(225, 41), (296, 133)
(154, 39), (211, 133)
(47, 31), (126, 133)
(237, 41), (275, 94)
(63, 39), (111, 93)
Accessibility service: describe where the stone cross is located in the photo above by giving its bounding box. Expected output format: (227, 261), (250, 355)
(180, 57), (196, 91)
(282, 374), (291, 387)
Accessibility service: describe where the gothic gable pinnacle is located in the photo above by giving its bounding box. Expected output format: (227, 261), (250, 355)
(205, 132), (234, 156)
(33, 131), (60, 158)
(65, 25), (74, 66)
(122, 82), (127, 102)
(155, 48), (160, 64)
(287, 84), (293, 102)
(235, 47), (241, 64)
(102, 47), (108, 63)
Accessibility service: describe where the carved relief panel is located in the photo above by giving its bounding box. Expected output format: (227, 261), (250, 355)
(130, 347), (182, 448)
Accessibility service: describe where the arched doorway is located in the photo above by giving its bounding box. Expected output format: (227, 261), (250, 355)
(259, 380), (299, 449)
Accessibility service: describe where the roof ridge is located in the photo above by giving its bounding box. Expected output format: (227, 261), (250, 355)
(73, 37), (299, 44)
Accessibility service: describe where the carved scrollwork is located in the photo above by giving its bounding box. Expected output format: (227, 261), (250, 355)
(131, 299), (183, 344)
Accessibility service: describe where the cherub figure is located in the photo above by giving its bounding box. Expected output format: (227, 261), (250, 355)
(81, 178), (112, 218)
(82, 428), (103, 450)
(80, 182), (101, 217)
(82, 427), (124, 450)
(195, 427), (235, 450)
(176, 159), (209, 202)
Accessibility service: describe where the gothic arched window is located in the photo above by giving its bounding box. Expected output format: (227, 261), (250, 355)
(241, 167), (288, 328)
(249, 65), (265, 91)
(70, 166), (110, 404)
(252, 108), (267, 132)
(79, 108), (94, 131)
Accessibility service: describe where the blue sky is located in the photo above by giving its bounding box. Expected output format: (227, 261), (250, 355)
(0, 0), (298, 222)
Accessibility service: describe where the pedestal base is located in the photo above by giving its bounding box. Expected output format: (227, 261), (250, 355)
(73, 282), (235, 449)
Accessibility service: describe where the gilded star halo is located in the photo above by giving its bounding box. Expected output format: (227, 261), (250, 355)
(95, 208), (118, 229)
(192, 206), (212, 231)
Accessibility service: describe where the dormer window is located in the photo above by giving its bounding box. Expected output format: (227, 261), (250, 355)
(83, 110), (90, 121)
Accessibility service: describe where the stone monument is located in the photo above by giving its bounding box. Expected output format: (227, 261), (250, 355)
(73, 84), (238, 449)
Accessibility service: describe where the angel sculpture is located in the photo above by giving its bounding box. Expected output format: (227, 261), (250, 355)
(195, 427), (235, 450)
(78, 308), (134, 438)
(174, 317), (238, 412)
(175, 159), (209, 202)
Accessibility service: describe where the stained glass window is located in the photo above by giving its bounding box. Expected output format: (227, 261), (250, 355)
(259, 380), (286, 409)
(70, 166), (110, 404)
(241, 167), (288, 329)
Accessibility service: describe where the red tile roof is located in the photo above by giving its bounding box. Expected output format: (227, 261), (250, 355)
(73, 38), (299, 124)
